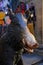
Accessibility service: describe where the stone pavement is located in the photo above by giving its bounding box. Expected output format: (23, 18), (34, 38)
(22, 53), (43, 65)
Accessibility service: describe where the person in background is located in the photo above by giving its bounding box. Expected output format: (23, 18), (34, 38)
(20, 2), (26, 16)
(29, 2), (36, 30)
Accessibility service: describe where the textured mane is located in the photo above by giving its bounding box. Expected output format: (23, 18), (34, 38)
(0, 14), (24, 60)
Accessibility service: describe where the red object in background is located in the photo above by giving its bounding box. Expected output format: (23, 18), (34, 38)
(15, 2), (25, 15)
(20, 2), (25, 15)
(21, 9), (25, 15)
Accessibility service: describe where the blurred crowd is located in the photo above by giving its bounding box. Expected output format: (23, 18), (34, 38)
(0, 0), (36, 37)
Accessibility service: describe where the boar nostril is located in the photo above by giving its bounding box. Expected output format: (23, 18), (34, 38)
(32, 43), (39, 49)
